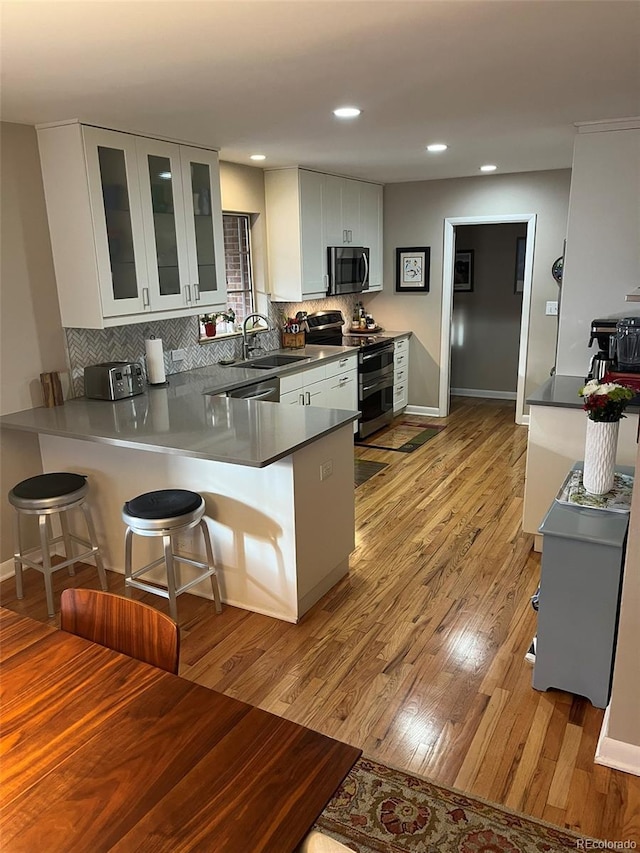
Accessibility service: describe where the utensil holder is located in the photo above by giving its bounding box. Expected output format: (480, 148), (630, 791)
(281, 331), (305, 349)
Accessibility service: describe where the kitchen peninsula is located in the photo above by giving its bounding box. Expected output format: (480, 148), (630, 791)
(0, 361), (359, 623)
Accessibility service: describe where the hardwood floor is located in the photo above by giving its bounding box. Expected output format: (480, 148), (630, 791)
(2, 398), (639, 843)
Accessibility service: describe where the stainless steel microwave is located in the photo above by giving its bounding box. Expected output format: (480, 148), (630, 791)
(327, 246), (369, 295)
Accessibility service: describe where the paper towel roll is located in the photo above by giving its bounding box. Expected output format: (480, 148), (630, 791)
(145, 338), (166, 385)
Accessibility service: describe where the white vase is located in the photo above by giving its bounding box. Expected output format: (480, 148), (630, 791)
(583, 419), (619, 495)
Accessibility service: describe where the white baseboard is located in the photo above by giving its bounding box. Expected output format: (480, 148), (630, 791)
(595, 704), (640, 777)
(1, 556), (16, 583)
(405, 405), (441, 418)
(451, 387), (517, 401)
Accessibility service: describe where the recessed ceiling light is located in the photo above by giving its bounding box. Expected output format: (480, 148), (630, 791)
(250, 154), (266, 161)
(333, 106), (361, 119)
(426, 143), (448, 152)
(480, 164), (497, 172)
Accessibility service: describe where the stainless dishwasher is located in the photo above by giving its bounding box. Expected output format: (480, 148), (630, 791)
(219, 377), (280, 402)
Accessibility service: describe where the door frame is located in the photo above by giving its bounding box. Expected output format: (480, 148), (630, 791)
(439, 213), (537, 425)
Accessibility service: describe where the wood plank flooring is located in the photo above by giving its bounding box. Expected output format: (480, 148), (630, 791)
(2, 398), (639, 843)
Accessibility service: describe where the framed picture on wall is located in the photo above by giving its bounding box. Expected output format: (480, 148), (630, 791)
(395, 247), (430, 293)
(454, 249), (474, 292)
(514, 237), (526, 294)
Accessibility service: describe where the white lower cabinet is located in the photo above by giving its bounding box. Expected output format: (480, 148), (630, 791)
(393, 336), (410, 412)
(279, 355), (358, 432)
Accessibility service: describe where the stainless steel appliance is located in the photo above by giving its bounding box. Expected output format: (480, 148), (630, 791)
(327, 246), (369, 295)
(84, 362), (145, 400)
(613, 316), (640, 372)
(305, 310), (394, 438)
(586, 316), (640, 402)
(224, 377), (280, 402)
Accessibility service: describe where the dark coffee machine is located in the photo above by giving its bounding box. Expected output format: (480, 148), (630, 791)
(587, 318), (617, 381)
(587, 316), (640, 400)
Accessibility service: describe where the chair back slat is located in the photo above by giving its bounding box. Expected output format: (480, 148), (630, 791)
(60, 589), (179, 674)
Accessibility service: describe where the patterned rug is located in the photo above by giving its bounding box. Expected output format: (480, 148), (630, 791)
(315, 758), (583, 852)
(355, 459), (389, 487)
(356, 421), (445, 453)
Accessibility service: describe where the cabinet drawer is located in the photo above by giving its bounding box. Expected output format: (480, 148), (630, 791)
(280, 362), (326, 395)
(395, 352), (408, 371)
(325, 354), (357, 379)
(394, 336), (409, 354)
(394, 368), (407, 384)
(280, 372), (304, 394)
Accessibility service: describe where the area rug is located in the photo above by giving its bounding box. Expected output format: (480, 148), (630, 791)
(356, 420), (445, 453)
(355, 459), (389, 488)
(315, 757), (584, 852)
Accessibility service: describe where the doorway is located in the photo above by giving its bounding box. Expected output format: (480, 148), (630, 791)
(440, 214), (536, 425)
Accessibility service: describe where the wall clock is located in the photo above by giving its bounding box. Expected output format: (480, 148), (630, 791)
(551, 256), (563, 284)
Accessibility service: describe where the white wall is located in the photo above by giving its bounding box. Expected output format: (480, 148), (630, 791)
(366, 170), (571, 410)
(451, 223), (527, 394)
(556, 124), (640, 375)
(0, 122), (68, 563)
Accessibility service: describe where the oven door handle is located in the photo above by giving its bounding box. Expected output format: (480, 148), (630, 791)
(361, 347), (393, 362)
(361, 378), (393, 394)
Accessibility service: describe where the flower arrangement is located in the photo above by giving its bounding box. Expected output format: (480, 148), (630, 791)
(579, 380), (634, 422)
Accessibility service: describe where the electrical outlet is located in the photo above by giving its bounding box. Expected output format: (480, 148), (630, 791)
(171, 348), (186, 362)
(320, 459), (333, 481)
(545, 301), (558, 316)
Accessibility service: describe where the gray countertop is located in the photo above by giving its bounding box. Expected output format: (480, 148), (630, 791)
(527, 374), (640, 412)
(0, 346), (363, 468)
(527, 375), (587, 409)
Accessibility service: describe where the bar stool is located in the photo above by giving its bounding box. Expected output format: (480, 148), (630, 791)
(122, 489), (222, 622)
(8, 472), (108, 618)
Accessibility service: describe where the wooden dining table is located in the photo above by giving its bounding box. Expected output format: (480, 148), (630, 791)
(0, 607), (360, 852)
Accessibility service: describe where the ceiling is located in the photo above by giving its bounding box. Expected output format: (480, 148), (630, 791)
(2, 0), (639, 183)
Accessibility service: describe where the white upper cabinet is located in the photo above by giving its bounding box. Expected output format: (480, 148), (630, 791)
(265, 167), (384, 302)
(265, 168), (328, 302)
(180, 146), (226, 311)
(358, 181), (383, 291)
(37, 122), (226, 328)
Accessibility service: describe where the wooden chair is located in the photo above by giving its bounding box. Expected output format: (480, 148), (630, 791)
(60, 588), (180, 674)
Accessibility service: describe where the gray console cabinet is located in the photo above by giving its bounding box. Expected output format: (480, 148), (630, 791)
(533, 467), (631, 708)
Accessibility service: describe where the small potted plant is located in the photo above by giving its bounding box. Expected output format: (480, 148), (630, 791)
(201, 314), (216, 338)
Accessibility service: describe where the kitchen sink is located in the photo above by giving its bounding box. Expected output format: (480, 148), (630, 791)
(240, 354), (311, 369)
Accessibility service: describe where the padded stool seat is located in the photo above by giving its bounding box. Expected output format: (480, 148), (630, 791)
(122, 489), (221, 622)
(8, 472), (107, 617)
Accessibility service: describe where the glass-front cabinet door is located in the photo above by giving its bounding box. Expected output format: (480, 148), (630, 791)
(83, 127), (148, 317)
(180, 146), (226, 310)
(136, 138), (191, 312)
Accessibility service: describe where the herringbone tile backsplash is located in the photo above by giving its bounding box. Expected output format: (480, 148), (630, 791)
(64, 296), (356, 397)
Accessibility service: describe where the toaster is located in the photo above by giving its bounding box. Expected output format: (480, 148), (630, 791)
(84, 362), (145, 400)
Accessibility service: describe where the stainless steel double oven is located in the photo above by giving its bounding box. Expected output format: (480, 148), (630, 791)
(305, 310), (394, 440)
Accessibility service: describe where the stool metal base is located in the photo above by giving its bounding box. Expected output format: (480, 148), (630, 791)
(123, 503), (221, 623)
(10, 494), (108, 618)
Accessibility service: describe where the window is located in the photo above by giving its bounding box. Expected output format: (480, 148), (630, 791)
(223, 213), (254, 325)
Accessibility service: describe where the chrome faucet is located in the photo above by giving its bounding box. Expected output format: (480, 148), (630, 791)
(242, 313), (271, 360)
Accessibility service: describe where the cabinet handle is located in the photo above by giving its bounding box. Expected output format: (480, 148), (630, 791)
(142, 287), (150, 308)
(323, 273), (329, 292)
(348, 230), (353, 243)
(306, 392), (311, 405)
(193, 283), (200, 302)
(299, 394), (305, 406)
(185, 285), (192, 304)
(339, 358), (348, 366)
(342, 230), (346, 243)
